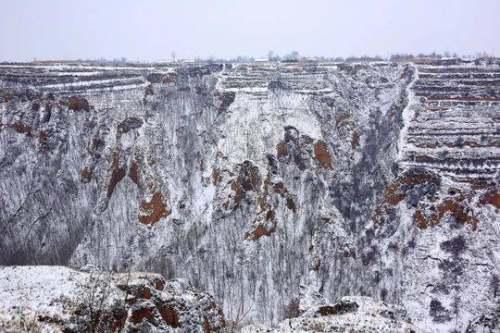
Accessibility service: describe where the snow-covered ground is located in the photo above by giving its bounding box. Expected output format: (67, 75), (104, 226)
(0, 266), (225, 333)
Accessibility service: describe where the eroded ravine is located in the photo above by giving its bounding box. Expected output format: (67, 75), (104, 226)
(0, 59), (498, 331)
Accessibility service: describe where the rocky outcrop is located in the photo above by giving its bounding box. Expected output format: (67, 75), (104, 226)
(0, 266), (225, 333)
(0, 59), (499, 332)
(242, 296), (416, 333)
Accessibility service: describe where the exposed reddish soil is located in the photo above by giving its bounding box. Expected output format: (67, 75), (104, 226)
(415, 197), (479, 231)
(11, 121), (33, 136)
(313, 140), (333, 169)
(80, 167), (92, 183)
(67, 96), (90, 112)
(107, 152), (126, 198)
(129, 160), (140, 186)
(129, 306), (155, 324)
(159, 306), (180, 328)
(246, 225), (275, 240)
(138, 192), (170, 225)
(480, 188), (500, 209)
(212, 168), (222, 185)
(276, 142), (288, 158)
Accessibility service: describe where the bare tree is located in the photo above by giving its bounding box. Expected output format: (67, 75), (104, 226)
(225, 300), (254, 333)
(74, 270), (128, 333)
(0, 310), (42, 333)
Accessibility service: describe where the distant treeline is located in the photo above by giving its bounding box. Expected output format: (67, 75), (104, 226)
(2, 52), (498, 65)
(227, 51), (497, 63)
(186, 51), (498, 63)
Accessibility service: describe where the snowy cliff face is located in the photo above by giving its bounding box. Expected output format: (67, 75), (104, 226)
(0, 59), (499, 332)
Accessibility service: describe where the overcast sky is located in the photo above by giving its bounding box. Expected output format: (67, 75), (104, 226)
(1, 0), (499, 61)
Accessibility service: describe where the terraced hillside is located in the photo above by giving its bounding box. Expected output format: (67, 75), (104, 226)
(401, 59), (500, 183)
(0, 59), (498, 332)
